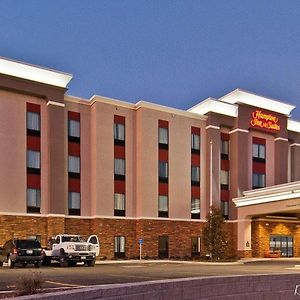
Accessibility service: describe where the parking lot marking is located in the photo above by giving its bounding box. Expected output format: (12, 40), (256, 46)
(121, 265), (146, 268)
(45, 280), (85, 288)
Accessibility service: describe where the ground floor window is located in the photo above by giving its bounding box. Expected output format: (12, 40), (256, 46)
(269, 235), (293, 257)
(191, 237), (201, 257)
(158, 236), (169, 259)
(114, 236), (125, 258)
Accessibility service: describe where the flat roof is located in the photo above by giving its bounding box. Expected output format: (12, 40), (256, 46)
(0, 57), (73, 88)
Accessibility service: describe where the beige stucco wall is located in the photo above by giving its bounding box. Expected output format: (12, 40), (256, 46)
(0, 90), (47, 213)
(90, 100), (136, 217)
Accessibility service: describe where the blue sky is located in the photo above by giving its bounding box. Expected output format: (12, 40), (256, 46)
(1, 0), (300, 119)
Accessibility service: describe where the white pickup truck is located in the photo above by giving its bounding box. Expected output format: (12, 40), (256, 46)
(42, 234), (99, 267)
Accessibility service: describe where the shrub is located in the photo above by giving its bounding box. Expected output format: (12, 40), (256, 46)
(16, 271), (45, 296)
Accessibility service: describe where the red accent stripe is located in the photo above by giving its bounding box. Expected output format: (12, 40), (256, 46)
(221, 190), (230, 201)
(68, 142), (80, 156)
(114, 180), (125, 193)
(221, 133), (229, 141)
(114, 115), (125, 124)
(114, 145), (125, 158)
(191, 186), (200, 198)
(253, 161), (266, 173)
(68, 111), (80, 121)
(68, 178), (80, 192)
(253, 137), (266, 145)
(159, 149), (168, 162)
(191, 127), (200, 135)
(158, 120), (168, 128)
(221, 159), (229, 171)
(27, 103), (40, 113)
(27, 136), (40, 151)
(27, 174), (40, 188)
(191, 154), (200, 166)
(159, 183), (168, 196)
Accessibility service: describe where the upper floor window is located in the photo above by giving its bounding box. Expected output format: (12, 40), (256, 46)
(27, 150), (40, 173)
(68, 192), (80, 215)
(27, 112), (40, 133)
(159, 161), (168, 182)
(114, 158), (125, 180)
(221, 140), (229, 159)
(68, 156), (80, 174)
(191, 133), (200, 152)
(191, 166), (200, 185)
(221, 201), (229, 219)
(253, 143), (265, 162)
(220, 170), (229, 189)
(191, 198), (200, 219)
(253, 173), (265, 189)
(27, 188), (41, 213)
(158, 195), (168, 218)
(68, 119), (80, 138)
(159, 128), (168, 145)
(114, 123), (125, 142)
(114, 193), (125, 216)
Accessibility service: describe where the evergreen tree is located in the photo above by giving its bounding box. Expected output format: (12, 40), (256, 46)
(202, 206), (230, 261)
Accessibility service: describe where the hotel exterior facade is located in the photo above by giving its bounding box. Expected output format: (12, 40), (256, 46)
(1, 57), (300, 259)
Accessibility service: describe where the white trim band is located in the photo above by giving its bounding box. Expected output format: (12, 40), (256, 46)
(47, 101), (65, 107)
(290, 143), (300, 147)
(274, 137), (288, 142)
(206, 125), (220, 130)
(229, 128), (249, 134)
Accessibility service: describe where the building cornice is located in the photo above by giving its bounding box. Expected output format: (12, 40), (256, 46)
(0, 57), (72, 88)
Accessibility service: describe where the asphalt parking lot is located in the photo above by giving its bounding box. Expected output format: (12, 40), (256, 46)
(1, 260), (300, 292)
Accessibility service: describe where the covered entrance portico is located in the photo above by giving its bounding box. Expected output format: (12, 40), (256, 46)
(233, 181), (300, 258)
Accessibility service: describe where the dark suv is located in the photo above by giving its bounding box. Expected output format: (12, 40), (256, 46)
(0, 239), (43, 268)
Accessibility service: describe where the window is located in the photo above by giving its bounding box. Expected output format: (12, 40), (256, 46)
(159, 128), (168, 146)
(27, 235), (41, 243)
(27, 112), (40, 132)
(253, 143), (265, 161)
(114, 158), (125, 180)
(159, 161), (168, 182)
(27, 188), (41, 213)
(114, 236), (125, 258)
(27, 150), (40, 173)
(221, 201), (229, 219)
(68, 192), (80, 215)
(158, 195), (168, 218)
(253, 173), (265, 189)
(191, 166), (200, 185)
(191, 198), (200, 219)
(68, 156), (80, 176)
(221, 140), (229, 159)
(158, 236), (169, 259)
(114, 193), (125, 216)
(191, 134), (200, 151)
(114, 123), (125, 141)
(220, 170), (229, 189)
(68, 119), (80, 138)
(191, 237), (201, 256)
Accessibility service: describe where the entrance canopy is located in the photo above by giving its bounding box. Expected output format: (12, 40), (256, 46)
(233, 181), (300, 220)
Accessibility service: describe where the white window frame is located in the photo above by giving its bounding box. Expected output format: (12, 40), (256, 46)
(27, 150), (40, 169)
(158, 127), (168, 145)
(27, 111), (40, 131)
(27, 188), (41, 208)
(68, 119), (80, 138)
(68, 156), (80, 173)
(68, 192), (81, 209)
(114, 123), (125, 141)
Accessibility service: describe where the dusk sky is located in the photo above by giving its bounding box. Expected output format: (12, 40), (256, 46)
(1, 1), (300, 119)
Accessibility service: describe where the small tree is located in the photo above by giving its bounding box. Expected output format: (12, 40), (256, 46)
(202, 206), (230, 261)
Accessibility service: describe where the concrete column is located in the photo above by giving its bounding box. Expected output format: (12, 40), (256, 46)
(291, 145), (300, 181)
(237, 218), (252, 258)
(274, 139), (289, 184)
(47, 103), (67, 214)
(229, 130), (249, 219)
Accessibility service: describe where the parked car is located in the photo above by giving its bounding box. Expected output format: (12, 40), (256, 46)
(0, 239), (43, 268)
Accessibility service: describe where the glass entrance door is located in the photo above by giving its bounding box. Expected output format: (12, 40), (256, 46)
(269, 235), (293, 257)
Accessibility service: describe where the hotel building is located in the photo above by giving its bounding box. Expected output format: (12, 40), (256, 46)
(1, 57), (300, 259)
